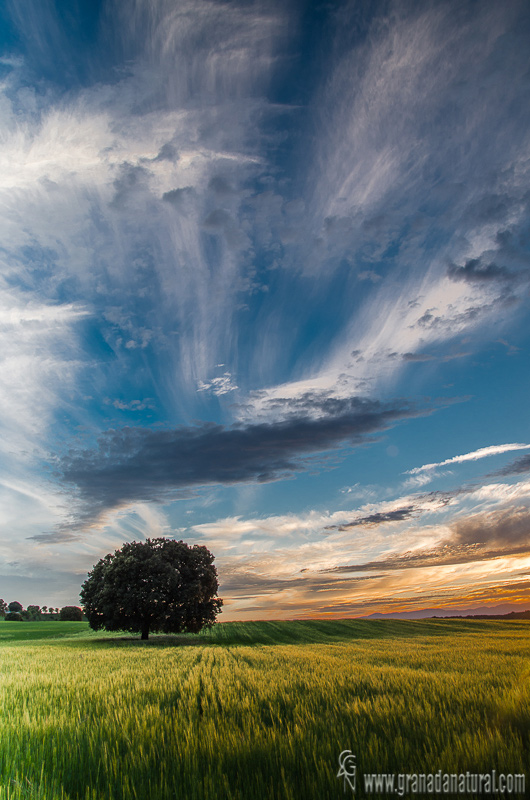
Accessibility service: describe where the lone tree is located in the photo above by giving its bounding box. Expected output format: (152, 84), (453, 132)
(8, 601), (23, 614)
(80, 538), (222, 640)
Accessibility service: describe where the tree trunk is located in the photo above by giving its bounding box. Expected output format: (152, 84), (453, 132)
(141, 623), (149, 640)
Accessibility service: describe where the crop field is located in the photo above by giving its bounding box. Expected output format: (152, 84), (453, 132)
(0, 619), (528, 800)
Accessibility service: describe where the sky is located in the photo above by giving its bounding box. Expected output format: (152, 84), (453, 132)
(0, 0), (529, 620)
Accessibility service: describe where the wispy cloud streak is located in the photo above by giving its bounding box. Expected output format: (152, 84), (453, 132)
(407, 444), (530, 476)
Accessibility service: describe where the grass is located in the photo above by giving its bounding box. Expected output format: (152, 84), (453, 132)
(0, 619), (528, 799)
(0, 621), (87, 642)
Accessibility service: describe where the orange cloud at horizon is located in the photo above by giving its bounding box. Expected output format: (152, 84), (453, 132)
(218, 555), (530, 621)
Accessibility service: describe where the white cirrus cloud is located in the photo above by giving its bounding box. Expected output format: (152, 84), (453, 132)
(407, 443), (530, 476)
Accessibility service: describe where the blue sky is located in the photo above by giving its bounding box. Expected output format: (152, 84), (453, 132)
(1, 0), (530, 618)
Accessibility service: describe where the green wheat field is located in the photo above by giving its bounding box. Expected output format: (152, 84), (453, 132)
(0, 619), (528, 799)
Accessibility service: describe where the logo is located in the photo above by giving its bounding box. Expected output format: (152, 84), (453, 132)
(337, 750), (356, 793)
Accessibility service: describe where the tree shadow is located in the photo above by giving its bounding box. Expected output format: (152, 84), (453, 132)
(93, 634), (209, 647)
(85, 618), (515, 649)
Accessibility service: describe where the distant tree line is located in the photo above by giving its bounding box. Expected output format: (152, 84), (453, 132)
(0, 599), (84, 621)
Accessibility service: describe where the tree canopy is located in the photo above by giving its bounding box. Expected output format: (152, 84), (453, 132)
(60, 606), (83, 621)
(80, 538), (222, 639)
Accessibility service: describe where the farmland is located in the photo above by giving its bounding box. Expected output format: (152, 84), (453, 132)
(0, 619), (528, 799)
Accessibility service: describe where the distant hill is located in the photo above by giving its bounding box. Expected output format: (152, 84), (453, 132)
(363, 603), (530, 620)
(439, 609), (530, 620)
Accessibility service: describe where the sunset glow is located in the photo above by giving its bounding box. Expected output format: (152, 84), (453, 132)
(0, 0), (529, 619)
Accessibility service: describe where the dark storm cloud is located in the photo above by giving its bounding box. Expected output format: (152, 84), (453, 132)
(152, 142), (179, 163)
(452, 506), (530, 548)
(161, 186), (196, 213)
(55, 396), (430, 528)
(325, 505), (417, 531)
(415, 293), (519, 331)
(447, 257), (512, 284)
(490, 454), (530, 477)
(402, 352), (436, 362)
(325, 487), (467, 535)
